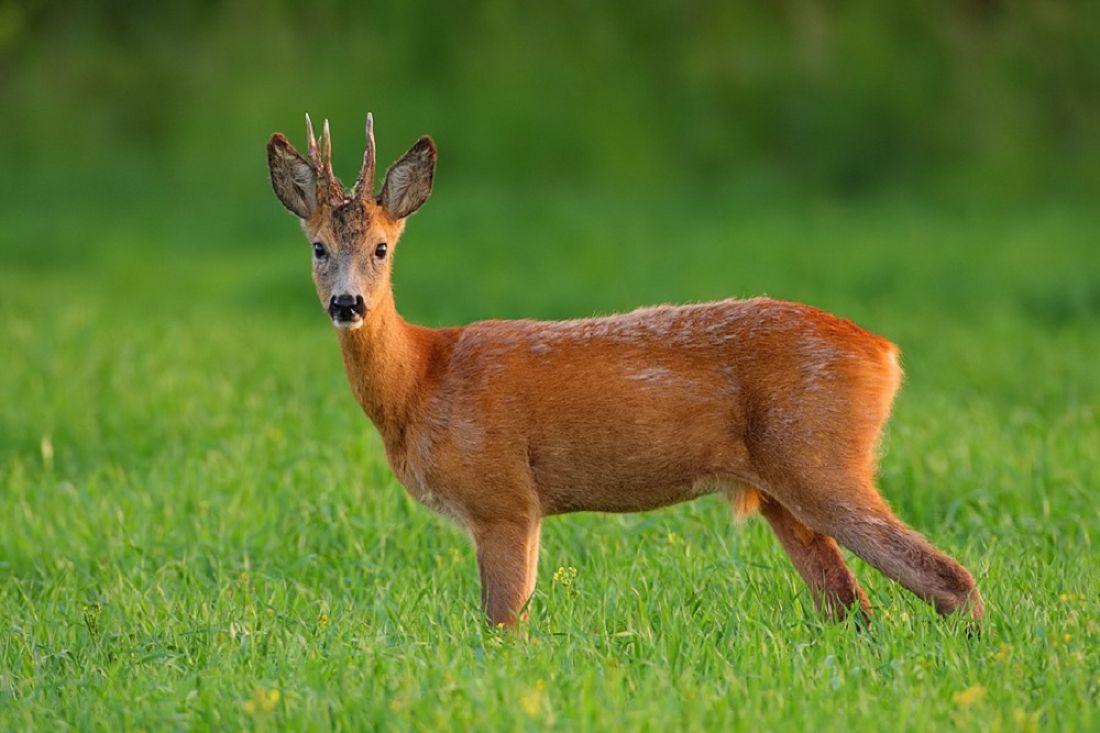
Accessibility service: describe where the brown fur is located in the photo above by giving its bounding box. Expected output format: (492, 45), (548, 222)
(267, 117), (984, 627)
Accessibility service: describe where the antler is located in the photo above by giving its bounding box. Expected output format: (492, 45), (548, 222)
(321, 118), (334, 179)
(353, 112), (376, 201)
(305, 113), (320, 168)
(305, 113), (344, 202)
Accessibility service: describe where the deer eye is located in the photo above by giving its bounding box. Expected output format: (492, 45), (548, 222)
(374, 242), (388, 259)
(312, 242), (327, 259)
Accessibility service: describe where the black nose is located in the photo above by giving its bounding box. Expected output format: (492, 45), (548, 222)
(328, 294), (366, 320)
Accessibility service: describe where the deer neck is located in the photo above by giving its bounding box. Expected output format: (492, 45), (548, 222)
(335, 289), (433, 450)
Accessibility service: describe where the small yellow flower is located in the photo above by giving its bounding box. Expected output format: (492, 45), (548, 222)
(318, 612), (329, 628)
(552, 566), (578, 587)
(520, 680), (549, 717)
(1063, 633), (1072, 642)
(1012, 708), (1039, 733)
(952, 685), (987, 707)
(993, 643), (1012, 662)
(1059, 593), (1070, 602)
(243, 687), (280, 715)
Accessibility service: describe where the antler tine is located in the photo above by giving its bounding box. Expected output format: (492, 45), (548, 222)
(321, 118), (334, 176)
(304, 114), (343, 200)
(305, 113), (320, 168)
(354, 112), (376, 200)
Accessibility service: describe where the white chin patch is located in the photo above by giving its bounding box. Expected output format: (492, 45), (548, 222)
(332, 318), (364, 331)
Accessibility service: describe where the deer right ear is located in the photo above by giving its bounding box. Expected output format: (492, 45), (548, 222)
(379, 136), (437, 220)
(267, 133), (318, 218)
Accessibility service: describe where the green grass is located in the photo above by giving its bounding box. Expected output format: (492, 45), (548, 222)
(1, 190), (1097, 730)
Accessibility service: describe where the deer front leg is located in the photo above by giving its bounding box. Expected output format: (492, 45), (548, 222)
(474, 519), (540, 627)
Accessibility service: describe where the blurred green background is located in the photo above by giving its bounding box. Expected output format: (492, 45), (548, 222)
(1, 2), (1098, 730)
(2, 0), (1098, 327)
(4, 0), (1100, 200)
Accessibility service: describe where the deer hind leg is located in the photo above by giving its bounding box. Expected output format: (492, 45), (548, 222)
(757, 495), (872, 622)
(473, 518), (540, 627)
(773, 478), (983, 619)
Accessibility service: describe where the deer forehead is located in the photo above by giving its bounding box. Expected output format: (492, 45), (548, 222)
(310, 199), (392, 248)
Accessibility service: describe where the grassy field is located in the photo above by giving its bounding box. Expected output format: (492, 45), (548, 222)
(1, 188), (1098, 730)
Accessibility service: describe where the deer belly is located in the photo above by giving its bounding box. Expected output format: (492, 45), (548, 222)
(526, 410), (746, 514)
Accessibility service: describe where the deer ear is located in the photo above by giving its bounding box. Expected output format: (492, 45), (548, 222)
(267, 133), (318, 218)
(379, 136), (436, 220)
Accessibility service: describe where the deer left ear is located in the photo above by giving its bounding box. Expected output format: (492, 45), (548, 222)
(267, 133), (318, 219)
(379, 136), (437, 220)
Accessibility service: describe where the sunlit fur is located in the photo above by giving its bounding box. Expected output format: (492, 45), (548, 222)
(268, 120), (984, 628)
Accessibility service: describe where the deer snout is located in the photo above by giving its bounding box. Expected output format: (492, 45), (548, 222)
(328, 294), (366, 329)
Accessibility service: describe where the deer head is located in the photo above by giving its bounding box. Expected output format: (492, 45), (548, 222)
(267, 114), (436, 330)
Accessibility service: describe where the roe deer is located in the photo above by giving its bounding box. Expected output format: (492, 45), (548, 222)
(266, 114), (984, 627)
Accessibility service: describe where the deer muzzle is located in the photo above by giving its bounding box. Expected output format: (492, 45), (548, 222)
(328, 293), (366, 329)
